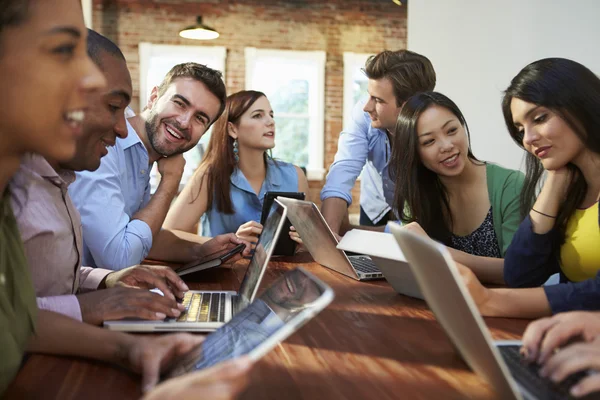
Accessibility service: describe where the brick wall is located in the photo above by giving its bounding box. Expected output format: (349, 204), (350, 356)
(92, 0), (406, 213)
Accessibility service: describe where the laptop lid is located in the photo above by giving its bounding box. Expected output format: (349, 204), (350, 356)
(277, 198), (358, 279)
(389, 222), (522, 400)
(238, 199), (288, 305)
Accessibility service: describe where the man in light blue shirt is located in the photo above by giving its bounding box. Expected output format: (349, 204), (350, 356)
(320, 50), (437, 234)
(70, 63), (249, 270)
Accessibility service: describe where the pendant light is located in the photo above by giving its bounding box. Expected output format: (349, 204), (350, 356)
(179, 16), (219, 40)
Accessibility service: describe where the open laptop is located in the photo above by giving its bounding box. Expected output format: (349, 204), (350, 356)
(337, 229), (422, 299)
(390, 223), (594, 400)
(104, 199), (288, 332)
(277, 198), (383, 281)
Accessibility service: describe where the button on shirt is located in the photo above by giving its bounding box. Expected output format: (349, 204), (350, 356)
(320, 99), (394, 224)
(202, 159), (299, 236)
(69, 120), (153, 270)
(10, 154), (112, 321)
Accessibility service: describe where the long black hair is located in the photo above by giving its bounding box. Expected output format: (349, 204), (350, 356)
(391, 91), (481, 245)
(502, 58), (600, 240)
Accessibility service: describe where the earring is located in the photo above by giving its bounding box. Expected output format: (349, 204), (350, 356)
(233, 138), (239, 163)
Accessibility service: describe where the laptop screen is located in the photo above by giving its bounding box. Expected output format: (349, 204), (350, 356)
(237, 200), (286, 303)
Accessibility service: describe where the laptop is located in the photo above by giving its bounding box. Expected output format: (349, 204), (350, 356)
(104, 199), (288, 332)
(337, 229), (423, 299)
(164, 267), (334, 380)
(389, 223), (595, 400)
(277, 198), (383, 281)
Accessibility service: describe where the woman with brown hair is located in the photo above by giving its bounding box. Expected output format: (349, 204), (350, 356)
(165, 90), (309, 244)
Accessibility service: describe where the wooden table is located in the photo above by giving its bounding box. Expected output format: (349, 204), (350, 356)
(5, 253), (530, 399)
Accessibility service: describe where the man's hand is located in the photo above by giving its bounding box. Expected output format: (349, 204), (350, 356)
(143, 357), (253, 400)
(236, 220), (263, 246)
(198, 233), (252, 261)
(102, 264), (189, 300)
(77, 287), (185, 325)
(538, 336), (600, 398)
(125, 333), (205, 393)
(521, 311), (600, 365)
(157, 154), (185, 182)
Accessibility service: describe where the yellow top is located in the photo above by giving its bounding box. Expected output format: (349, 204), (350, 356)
(560, 203), (600, 282)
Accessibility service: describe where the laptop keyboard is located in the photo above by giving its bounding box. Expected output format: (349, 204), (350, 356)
(349, 256), (381, 274)
(498, 345), (596, 399)
(176, 292), (227, 323)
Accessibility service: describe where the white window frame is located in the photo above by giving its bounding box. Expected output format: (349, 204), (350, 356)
(342, 52), (373, 132)
(343, 52), (373, 182)
(245, 47), (325, 181)
(81, 0), (93, 28)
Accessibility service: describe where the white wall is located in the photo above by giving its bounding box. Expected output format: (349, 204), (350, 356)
(408, 0), (600, 171)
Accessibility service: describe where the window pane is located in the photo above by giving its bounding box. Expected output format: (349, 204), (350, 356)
(353, 80), (369, 105)
(272, 116), (309, 167)
(269, 80), (309, 114)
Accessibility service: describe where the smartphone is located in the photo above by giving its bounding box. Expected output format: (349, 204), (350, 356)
(176, 243), (245, 277)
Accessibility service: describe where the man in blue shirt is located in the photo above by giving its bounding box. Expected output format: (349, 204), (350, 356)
(320, 50), (436, 234)
(70, 62), (247, 270)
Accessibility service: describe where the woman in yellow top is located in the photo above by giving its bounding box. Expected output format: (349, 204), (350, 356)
(462, 58), (600, 319)
(0, 0), (249, 397)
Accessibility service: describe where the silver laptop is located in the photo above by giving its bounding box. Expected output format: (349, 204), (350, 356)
(390, 223), (592, 400)
(277, 198), (383, 281)
(104, 199), (288, 332)
(337, 229), (422, 299)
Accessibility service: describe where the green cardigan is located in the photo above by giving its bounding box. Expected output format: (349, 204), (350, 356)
(485, 162), (524, 256)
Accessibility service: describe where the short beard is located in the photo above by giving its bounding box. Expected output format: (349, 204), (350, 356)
(145, 109), (180, 157)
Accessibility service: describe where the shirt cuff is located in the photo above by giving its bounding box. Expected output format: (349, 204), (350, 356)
(36, 295), (82, 321)
(320, 187), (353, 205)
(79, 267), (113, 291)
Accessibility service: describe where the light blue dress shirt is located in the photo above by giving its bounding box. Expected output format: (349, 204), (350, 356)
(69, 120), (153, 270)
(320, 98), (394, 224)
(201, 159), (299, 236)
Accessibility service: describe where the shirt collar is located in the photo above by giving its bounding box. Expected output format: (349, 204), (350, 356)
(120, 119), (145, 150)
(20, 153), (74, 188)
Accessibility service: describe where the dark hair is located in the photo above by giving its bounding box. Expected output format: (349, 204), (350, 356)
(156, 62), (226, 126)
(195, 90), (268, 214)
(86, 28), (125, 67)
(502, 58), (600, 239)
(364, 50), (436, 106)
(0, 1), (29, 37)
(391, 91), (480, 244)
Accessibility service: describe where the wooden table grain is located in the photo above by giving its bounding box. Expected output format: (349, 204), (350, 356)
(5, 253), (530, 400)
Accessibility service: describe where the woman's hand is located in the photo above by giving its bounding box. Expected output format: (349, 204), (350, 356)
(521, 311), (600, 365)
(143, 357), (253, 400)
(402, 222), (430, 238)
(455, 261), (493, 314)
(236, 221), (263, 248)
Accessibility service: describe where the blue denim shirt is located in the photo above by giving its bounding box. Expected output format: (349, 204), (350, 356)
(69, 120), (152, 270)
(504, 214), (600, 314)
(201, 159), (299, 236)
(320, 99), (393, 223)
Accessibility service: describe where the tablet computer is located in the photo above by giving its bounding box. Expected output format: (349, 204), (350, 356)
(163, 267), (334, 379)
(176, 243), (245, 277)
(260, 191), (305, 256)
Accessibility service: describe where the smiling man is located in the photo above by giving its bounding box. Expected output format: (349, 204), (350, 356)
(69, 60), (247, 270)
(320, 50), (436, 234)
